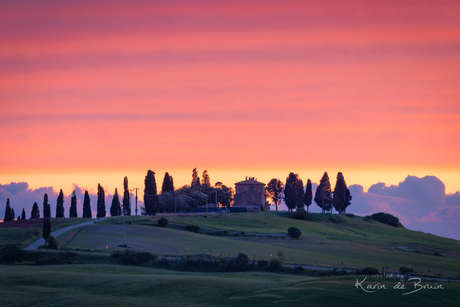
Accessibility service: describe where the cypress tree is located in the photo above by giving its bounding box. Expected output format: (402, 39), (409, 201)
(43, 194), (51, 218)
(11, 208), (15, 221)
(82, 190), (92, 218)
(69, 189), (78, 217)
(285, 172), (304, 211)
(284, 183), (297, 211)
(110, 188), (122, 216)
(191, 168), (200, 188)
(144, 170), (158, 216)
(56, 189), (65, 218)
(21, 208), (26, 220)
(123, 177), (130, 216)
(3, 199), (12, 222)
(43, 218), (51, 240)
(345, 189), (352, 213)
(31, 202), (40, 219)
(314, 172), (333, 213)
(97, 184), (106, 218)
(304, 179), (313, 212)
(333, 172), (347, 214)
(161, 172), (174, 194)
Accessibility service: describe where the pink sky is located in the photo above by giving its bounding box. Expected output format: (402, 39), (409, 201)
(1, 0), (460, 229)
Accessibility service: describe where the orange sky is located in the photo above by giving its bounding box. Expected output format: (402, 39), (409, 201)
(1, 0), (459, 196)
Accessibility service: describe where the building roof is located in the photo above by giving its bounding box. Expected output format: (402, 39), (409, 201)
(235, 177), (265, 185)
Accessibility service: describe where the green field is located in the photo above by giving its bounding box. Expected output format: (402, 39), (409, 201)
(1, 212), (459, 306)
(0, 264), (458, 307)
(61, 212), (460, 278)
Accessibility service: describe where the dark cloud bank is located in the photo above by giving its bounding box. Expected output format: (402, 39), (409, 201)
(1, 175), (459, 240)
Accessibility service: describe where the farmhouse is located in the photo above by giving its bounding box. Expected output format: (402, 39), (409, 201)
(233, 177), (268, 212)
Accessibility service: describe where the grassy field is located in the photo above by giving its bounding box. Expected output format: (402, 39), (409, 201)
(0, 264), (458, 307)
(60, 212), (460, 278)
(0, 217), (94, 248)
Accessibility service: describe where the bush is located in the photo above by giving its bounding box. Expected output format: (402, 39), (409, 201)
(365, 212), (404, 228)
(292, 208), (308, 220)
(399, 266), (414, 273)
(157, 217), (169, 227)
(118, 250), (155, 266)
(0, 244), (23, 263)
(46, 236), (59, 249)
(360, 267), (380, 275)
(288, 227), (302, 239)
(185, 224), (201, 232)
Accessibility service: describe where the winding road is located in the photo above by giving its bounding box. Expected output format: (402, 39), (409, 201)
(24, 218), (109, 250)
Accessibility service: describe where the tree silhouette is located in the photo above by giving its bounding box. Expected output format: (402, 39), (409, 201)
(266, 178), (283, 211)
(333, 172), (348, 214)
(97, 183), (106, 218)
(191, 168), (200, 188)
(82, 190), (92, 218)
(110, 188), (122, 216)
(3, 199), (12, 222)
(284, 172), (304, 211)
(42, 218), (51, 240)
(21, 208), (26, 220)
(11, 208), (15, 221)
(201, 170), (210, 187)
(304, 179), (313, 212)
(31, 202), (40, 219)
(56, 189), (65, 218)
(144, 170), (158, 215)
(43, 194), (51, 218)
(123, 176), (130, 216)
(284, 183), (298, 211)
(161, 172), (174, 194)
(315, 172), (333, 213)
(69, 189), (77, 217)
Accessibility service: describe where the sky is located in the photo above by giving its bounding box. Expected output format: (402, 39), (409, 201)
(1, 1), (459, 239)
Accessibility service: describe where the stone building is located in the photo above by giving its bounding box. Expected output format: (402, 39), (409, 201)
(233, 177), (268, 212)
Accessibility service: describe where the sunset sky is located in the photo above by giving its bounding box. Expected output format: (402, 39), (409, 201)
(1, 1), (459, 238)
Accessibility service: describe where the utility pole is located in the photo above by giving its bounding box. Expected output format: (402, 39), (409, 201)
(131, 188), (140, 216)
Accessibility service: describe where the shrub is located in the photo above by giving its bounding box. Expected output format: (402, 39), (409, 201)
(157, 217), (169, 227)
(288, 227), (302, 239)
(0, 244), (23, 263)
(365, 212), (404, 228)
(185, 224), (201, 232)
(399, 266), (414, 273)
(46, 235), (59, 249)
(360, 267), (380, 275)
(257, 259), (269, 268)
(292, 208), (308, 220)
(119, 250), (155, 265)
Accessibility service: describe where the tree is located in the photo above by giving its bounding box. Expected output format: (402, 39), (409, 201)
(3, 199), (12, 222)
(284, 173), (304, 211)
(314, 172), (333, 213)
(333, 172), (348, 214)
(284, 183), (297, 211)
(82, 190), (92, 218)
(31, 202), (40, 219)
(56, 189), (64, 218)
(21, 208), (26, 220)
(43, 194), (51, 218)
(69, 189), (77, 218)
(123, 176), (130, 216)
(201, 170), (210, 187)
(97, 183), (106, 218)
(143, 170), (158, 215)
(161, 172), (174, 194)
(42, 218), (51, 240)
(345, 188), (352, 213)
(11, 208), (15, 221)
(110, 188), (122, 216)
(303, 179), (313, 212)
(266, 178), (283, 211)
(191, 168), (200, 188)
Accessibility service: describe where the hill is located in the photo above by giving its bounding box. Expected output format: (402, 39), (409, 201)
(54, 211), (460, 278)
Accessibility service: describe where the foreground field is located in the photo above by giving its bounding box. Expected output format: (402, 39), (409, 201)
(0, 264), (458, 307)
(61, 212), (460, 278)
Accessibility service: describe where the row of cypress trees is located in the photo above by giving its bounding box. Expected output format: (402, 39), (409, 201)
(266, 172), (352, 213)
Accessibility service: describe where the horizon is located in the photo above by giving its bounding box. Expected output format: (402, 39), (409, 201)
(1, 2), (459, 241)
